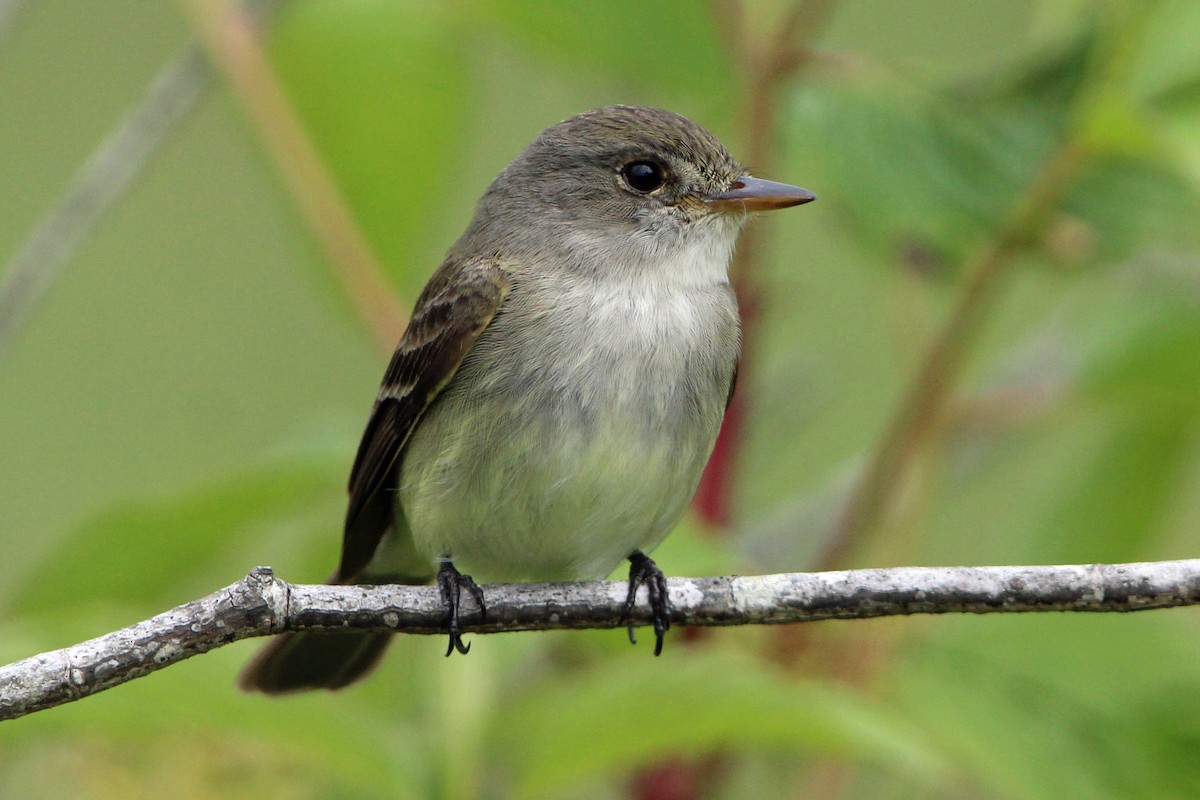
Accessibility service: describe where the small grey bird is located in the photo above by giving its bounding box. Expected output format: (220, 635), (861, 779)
(240, 105), (814, 693)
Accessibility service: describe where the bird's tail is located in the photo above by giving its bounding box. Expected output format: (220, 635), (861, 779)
(238, 572), (425, 694)
(237, 629), (393, 694)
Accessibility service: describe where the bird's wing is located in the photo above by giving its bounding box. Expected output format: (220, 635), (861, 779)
(725, 360), (739, 412)
(336, 257), (510, 582)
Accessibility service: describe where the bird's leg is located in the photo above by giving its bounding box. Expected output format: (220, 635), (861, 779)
(436, 559), (486, 656)
(622, 550), (671, 656)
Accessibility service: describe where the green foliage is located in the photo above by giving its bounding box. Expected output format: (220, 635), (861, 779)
(468, 0), (735, 102)
(3, 2), (1200, 799)
(270, 1), (472, 294)
(13, 460), (345, 616)
(493, 650), (947, 797)
(793, 22), (1200, 275)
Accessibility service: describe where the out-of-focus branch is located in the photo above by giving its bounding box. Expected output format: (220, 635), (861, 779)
(818, 142), (1086, 568)
(5, 559), (1199, 722)
(182, 0), (406, 353)
(820, 6), (1149, 569)
(0, 0), (23, 42)
(0, 0), (402, 363)
(0, 2), (293, 365)
(695, 0), (836, 527)
(0, 45), (211, 363)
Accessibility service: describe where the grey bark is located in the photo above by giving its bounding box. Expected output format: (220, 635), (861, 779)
(3, 560), (1200, 721)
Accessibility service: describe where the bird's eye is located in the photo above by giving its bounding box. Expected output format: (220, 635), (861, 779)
(622, 161), (665, 193)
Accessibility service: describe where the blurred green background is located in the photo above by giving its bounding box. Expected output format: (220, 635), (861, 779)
(3, 1), (1200, 798)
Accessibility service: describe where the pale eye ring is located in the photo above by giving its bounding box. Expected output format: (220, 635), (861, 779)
(621, 160), (665, 193)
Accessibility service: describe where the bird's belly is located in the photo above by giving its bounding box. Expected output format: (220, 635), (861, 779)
(395, 288), (736, 581)
(400, 404), (714, 582)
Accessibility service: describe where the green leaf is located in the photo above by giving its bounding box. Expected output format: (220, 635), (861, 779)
(492, 650), (949, 797)
(1063, 156), (1200, 262)
(1126, 0), (1200, 103)
(1082, 300), (1200, 413)
(899, 614), (1200, 800)
(1023, 298), (1200, 562)
(0, 636), (430, 800)
(1037, 412), (1193, 562)
(469, 0), (734, 104)
(269, 1), (471, 293)
(789, 28), (1200, 275)
(12, 459), (344, 615)
(791, 66), (1057, 273)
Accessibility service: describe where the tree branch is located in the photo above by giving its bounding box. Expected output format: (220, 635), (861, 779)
(4, 560), (1199, 721)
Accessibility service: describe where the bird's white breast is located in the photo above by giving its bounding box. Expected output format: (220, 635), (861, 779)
(393, 231), (741, 582)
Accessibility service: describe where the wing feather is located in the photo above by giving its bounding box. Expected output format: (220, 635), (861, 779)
(336, 258), (509, 581)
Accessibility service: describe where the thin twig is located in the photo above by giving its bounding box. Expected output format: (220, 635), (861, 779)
(0, 0), (289, 364)
(182, 0), (406, 353)
(3, 559), (1198, 721)
(0, 45), (211, 362)
(0, 0), (21, 42)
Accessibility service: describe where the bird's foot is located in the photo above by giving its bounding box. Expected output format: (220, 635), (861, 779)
(437, 560), (486, 656)
(622, 550), (671, 656)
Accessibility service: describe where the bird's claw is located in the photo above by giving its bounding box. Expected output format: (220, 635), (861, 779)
(437, 560), (486, 656)
(622, 550), (671, 656)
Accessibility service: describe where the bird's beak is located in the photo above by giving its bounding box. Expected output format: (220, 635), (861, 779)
(702, 176), (816, 212)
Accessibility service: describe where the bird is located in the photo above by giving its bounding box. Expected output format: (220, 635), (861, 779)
(239, 105), (814, 693)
